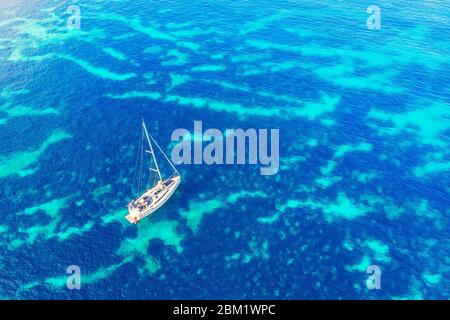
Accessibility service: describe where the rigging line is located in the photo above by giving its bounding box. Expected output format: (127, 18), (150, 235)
(131, 126), (143, 197)
(137, 126), (145, 196)
(149, 134), (180, 176)
(146, 152), (153, 190)
(142, 119), (162, 181)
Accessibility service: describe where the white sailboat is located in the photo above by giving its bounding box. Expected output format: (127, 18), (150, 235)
(126, 119), (181, 224)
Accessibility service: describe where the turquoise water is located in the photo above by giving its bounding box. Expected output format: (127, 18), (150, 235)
(0, 0), (449, 299)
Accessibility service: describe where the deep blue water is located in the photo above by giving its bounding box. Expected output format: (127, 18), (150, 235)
(0, 0), (449, 299)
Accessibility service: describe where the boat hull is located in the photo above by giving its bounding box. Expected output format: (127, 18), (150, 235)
(125, 175), (181, 224)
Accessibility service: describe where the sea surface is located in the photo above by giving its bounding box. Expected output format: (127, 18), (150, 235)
(0, 0), (449, 299)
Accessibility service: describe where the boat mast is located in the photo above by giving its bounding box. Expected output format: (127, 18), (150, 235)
(142, 119), (163, 182)
(150, 134), (180, 177)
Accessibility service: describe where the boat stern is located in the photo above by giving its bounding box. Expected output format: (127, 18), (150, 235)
(125, 205), (140, 224)
(125, 214), (138, 224)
